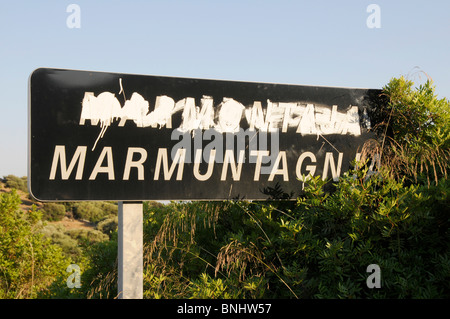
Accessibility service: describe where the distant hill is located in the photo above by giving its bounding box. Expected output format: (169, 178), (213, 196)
(0, 176), (94, 231)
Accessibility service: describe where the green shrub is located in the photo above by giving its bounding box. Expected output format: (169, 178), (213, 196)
(0, 190), (70, 298)
(42, 203), (66, 221)
(96, 216), (118, 238)
(66, 228), (109, 246)
(72, 202), (117, 223)
(40, 224), (83, 261)
(3, 175), (28, 193)
(40, 233), (117, 299)
(79, 233), (118, 299)
(186, 273), (232, 299)
(380, 77), (450, 186)
(138, 168), (449, 299)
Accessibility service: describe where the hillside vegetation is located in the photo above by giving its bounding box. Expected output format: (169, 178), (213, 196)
(0, 76), (448, 299)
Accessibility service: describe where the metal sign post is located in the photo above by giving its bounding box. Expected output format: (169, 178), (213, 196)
(118, 201), (143, 299)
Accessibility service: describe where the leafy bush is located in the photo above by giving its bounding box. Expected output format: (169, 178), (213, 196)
(78, 233), (118, 299)
(379, 77), (449, 186)
(0, 190), (70, 298)
(96, 216), (118, 238)
(138, 168), (449, 299)
(71, 202), (117, 223)
(40, 225), (109, 262)
(41, 232), (117, 299)
(3, 175), (28, 193)
(186, 273), (232, 299)
(42, 203), (66, 221)
(40, 224), (82, 260)
(66, 228), (109, 246)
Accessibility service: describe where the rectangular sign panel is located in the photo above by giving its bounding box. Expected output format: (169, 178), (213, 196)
(29, 68), (382, 201)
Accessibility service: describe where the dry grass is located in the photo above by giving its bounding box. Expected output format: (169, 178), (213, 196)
(356, 138), (382, 173)
(86, 265), (118, 299)
(381, 137), (449, 186)
(146, 202), (221, 261)
(214, 240), (266, 281)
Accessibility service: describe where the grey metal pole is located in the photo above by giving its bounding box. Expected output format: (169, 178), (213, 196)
(118, 201), (143, 299)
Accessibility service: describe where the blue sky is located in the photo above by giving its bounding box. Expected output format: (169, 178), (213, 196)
(1, 0), (449, 178)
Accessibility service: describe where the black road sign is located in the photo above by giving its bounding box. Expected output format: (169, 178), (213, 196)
(29, 68), (384, 201)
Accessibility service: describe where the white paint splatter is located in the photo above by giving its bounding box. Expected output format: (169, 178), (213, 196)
(80, 91), (122, 150)
(119, 92), (150, 127)
(216, 98), (245, 133)
(79, 80), (369, 147)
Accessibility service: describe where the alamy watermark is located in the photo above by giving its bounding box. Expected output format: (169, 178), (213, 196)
(366, 264), (381, 288)
(66, 264), (81, 288)
(366, 4), (381, 29)
(66, 4), (81, 29)
(64, 5), (381, 31)
(170, 128), (280, 177)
